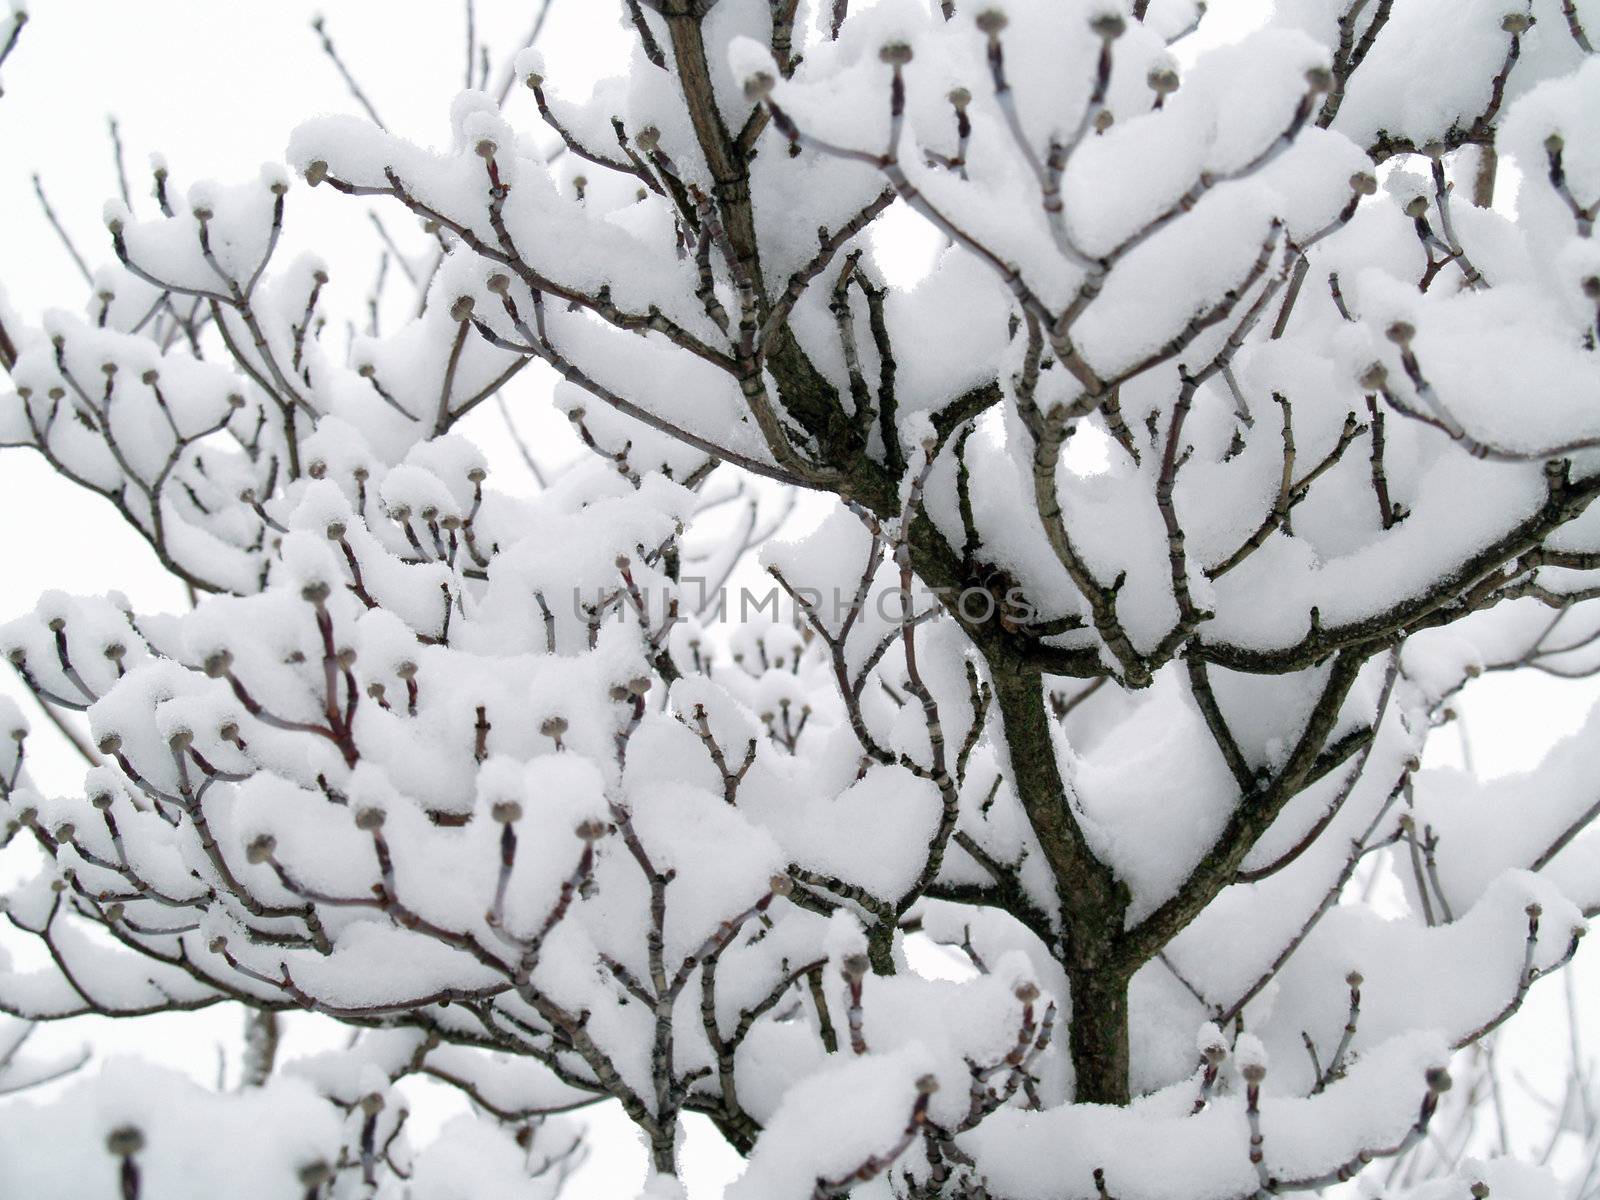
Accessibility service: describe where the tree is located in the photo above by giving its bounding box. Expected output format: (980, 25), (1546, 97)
(2, 0), (1600, 1195)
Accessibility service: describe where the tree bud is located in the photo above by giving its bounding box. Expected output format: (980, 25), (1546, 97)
(105, 1126), (144, 1157)
(491, 799), (523, 824)
(355, 806), (386, 831)
(246, 834), (276, 864)
(742, 70), (776, 102)
(975, 8), (1008, 35)
(298, 1162), (332, 1187)
(1088, 12), (1125, 38)
(879, 40), (913, 65)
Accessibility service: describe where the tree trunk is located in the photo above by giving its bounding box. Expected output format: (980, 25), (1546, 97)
(1066, 967), (1132, 1105)
(989, 663), (1132, 1105)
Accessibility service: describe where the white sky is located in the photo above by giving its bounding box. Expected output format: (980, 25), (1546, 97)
(0, 2), (1595, 1196)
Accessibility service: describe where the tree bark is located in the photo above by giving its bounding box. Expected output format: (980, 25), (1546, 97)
(989, 663), (1132, 1105)
(1066, 966), (1132, 1106)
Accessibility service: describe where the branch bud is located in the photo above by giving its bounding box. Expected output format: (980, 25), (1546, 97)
(298, 1162), (332, 1188)
(105, 1126), (144, 1157)
(1147, 67), (1180, 95)
(1088, 12), (1125, 38)
(975, 8), (1008, 36)
(742, 70), (776, 102)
